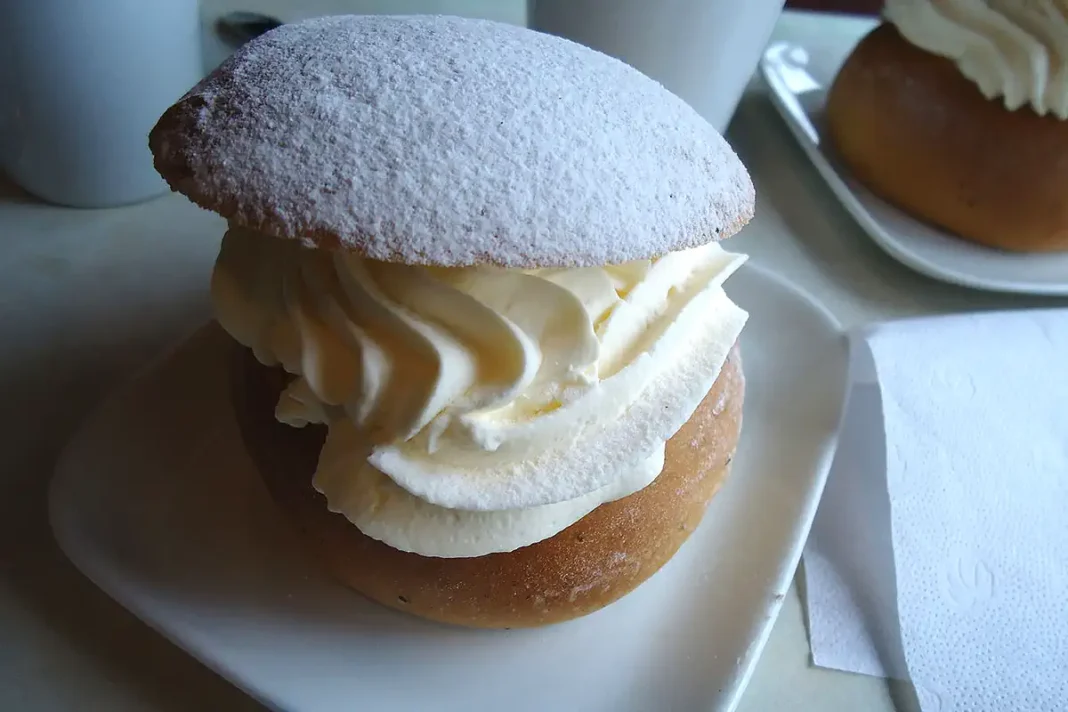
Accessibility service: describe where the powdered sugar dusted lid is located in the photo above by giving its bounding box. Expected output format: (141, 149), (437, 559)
(150, 14), (754, 267)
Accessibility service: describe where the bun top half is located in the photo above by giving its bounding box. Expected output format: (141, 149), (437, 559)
(150, 15), (754, 268)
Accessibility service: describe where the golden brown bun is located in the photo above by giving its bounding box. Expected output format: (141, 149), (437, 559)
(826, 23), (1068, 253)
(233, 343), (744, 629)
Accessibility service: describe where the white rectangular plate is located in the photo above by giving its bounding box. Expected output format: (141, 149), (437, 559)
(50, 263), (847, 712)
(760, 35), (1068, 296)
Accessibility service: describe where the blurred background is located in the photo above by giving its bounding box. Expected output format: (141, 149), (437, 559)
(211, 0), (882, 32)
(785, 0), (880, 12)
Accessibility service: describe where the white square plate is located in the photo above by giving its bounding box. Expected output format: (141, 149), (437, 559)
(760, 37), (1068, 297)
(49, 263), (847, 712)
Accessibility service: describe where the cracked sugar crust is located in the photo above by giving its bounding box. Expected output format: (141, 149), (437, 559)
(149, 14), (754, 268)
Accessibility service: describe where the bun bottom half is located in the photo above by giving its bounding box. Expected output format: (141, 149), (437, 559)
(232, 343), (744, 629)
(826, 23), (1068, 253)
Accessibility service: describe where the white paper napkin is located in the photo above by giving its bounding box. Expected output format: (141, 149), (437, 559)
(804, 310), (1068, 712)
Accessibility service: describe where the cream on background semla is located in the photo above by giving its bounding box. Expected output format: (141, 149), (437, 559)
(826, 0), (1068, 253)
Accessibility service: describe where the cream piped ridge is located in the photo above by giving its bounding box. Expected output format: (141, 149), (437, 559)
(314, 425), (667, 557)
(885, 0), (1068, 118)
(213, 228), (747, 557)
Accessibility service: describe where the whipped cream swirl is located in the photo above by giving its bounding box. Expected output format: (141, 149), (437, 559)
(885, 0), (1068, 118)
(213, 227), (747, 557)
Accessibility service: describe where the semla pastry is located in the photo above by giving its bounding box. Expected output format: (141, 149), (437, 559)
(149, 14), (755, 628)
(826, 0), (1068, 252)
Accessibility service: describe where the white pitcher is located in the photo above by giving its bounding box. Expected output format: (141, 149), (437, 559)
(0, 0), (203, 208)
(529, 0), (785, 132)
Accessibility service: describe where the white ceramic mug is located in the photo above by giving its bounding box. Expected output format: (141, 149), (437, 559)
(0, 0), (203, 208)
(529, 0), (785, 132)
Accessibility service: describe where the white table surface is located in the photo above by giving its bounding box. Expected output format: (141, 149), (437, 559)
(2, 7), (1058, 712)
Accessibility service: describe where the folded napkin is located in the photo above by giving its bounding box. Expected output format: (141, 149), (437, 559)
(804, 310), (1068, 712)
